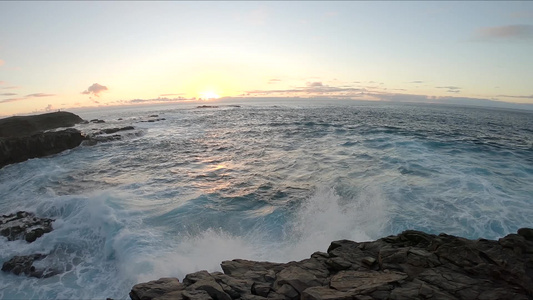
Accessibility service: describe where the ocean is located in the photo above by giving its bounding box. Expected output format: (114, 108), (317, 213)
(0, 99), (532, 299)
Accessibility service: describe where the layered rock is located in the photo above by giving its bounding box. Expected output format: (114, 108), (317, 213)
(131, 229), (533, 300)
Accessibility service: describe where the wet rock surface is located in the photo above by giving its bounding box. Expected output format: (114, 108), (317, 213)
(131, 229), (533, 300)
(1, 254), (60, 278)
(0, 211), (54, 243)
(83, 126), (139, 146)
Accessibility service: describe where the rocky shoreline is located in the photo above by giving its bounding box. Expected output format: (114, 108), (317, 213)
(0, 111), (153, 168)
(131, 229), (533, 300)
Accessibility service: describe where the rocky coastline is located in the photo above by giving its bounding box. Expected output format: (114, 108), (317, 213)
(0, 111), (85, 168)
(131, 229), (533, 300)
(0, 111), (148, 168)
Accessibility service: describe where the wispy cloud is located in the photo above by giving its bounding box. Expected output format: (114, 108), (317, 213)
(0, 59), (4, 67)
(245, 81), (366, 97)
(159, 93), (185, 97)
(268, 79), (281, 84)
(1, 86), (18, 90)
(82, 83), (108, 97)
(410, 80), (424, 84)
(474, 24), (533, 41)
(0, 97), (25, 104)
(0, 92), (54, 104)
(436, 86), (461, 93)
(497, 94), (533, 99)
(26, 93), (55, 97)
(128, 96), (196, 104)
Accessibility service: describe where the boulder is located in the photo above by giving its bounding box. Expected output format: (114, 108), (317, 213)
(0, 211), (54, 243)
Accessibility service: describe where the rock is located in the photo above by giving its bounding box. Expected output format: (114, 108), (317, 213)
(0, 111), (84, 138)
(301, 286), (353, 300)
(197, 105), (219, 109)
(0, 128), (84, 168)
(140, 118), (166, 123)
(1, 254), (60, 278)
(0, 211), (54, 242)
(100, 126), (135, 135)
(518, 228), (533, 241)
(361, 257), (376, 267)
(130, 278), (184, 300)
(83, 126), (139, 146)
(90, 119), (105, 123)
(329, 270), (408, 292)
(131, 229), (533, 300)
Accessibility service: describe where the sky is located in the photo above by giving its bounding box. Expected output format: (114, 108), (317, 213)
(1, 1), (533, 116)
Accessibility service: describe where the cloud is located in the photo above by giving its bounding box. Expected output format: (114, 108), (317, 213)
(128, 96), (196, 104)
(436, 86), (461, 93)
(268, 79), (281, 84)
(82, 83), (108, 97)
(1, 86), (19, 90)
(0, 97), (25, 103)
(410, 81), (424, 84)
(497, 94), (533, 99)
(0, 92), (54, 104)
(474, 25), (533, 41)
(160, 93), (185, 97)
(44, 104), (54, 112)
(245, 82), (366, 97)
(0, 59), (4, 67)
(26, 93), (55, 97)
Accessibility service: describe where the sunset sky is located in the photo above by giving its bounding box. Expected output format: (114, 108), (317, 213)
(1, 1), (532, 116)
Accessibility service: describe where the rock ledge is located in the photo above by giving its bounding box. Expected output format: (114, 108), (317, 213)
(131, 229), (533, 300)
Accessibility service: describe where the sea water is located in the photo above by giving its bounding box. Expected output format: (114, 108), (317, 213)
(0, 99), (531, 299)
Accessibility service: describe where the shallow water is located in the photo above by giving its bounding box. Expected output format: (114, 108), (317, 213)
(0, 100), (532, 299)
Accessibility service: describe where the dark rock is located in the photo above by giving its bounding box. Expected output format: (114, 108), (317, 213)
(90, 119), (106, 123)
(83, 126), (138, 146)
(518, 228), (533, 241)
(130, 229), (533, 300)
(130, 278), (184, 300)
(197, 105), (219, 109)
(1, 254), (60, 278)
(0, 211), (53, 242)
(0, 111), (84, 138)
(0, 128), (84, 168)
(100, 126), (135, 135)
(140, 118), (166, 123)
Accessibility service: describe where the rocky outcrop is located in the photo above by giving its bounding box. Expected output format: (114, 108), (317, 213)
(0, 211), (54, 243)
(0, 111), (84, 138)
(83, 126), (138, 146)
(131, 229), (533, 300)
(0, 111), (86, 168)
(0, 128), (84, 168)
(1, 211), (58, 278)
(1, 254), (60, 278)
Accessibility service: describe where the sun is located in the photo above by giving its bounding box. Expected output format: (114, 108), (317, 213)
(199, 91), (220, 100)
